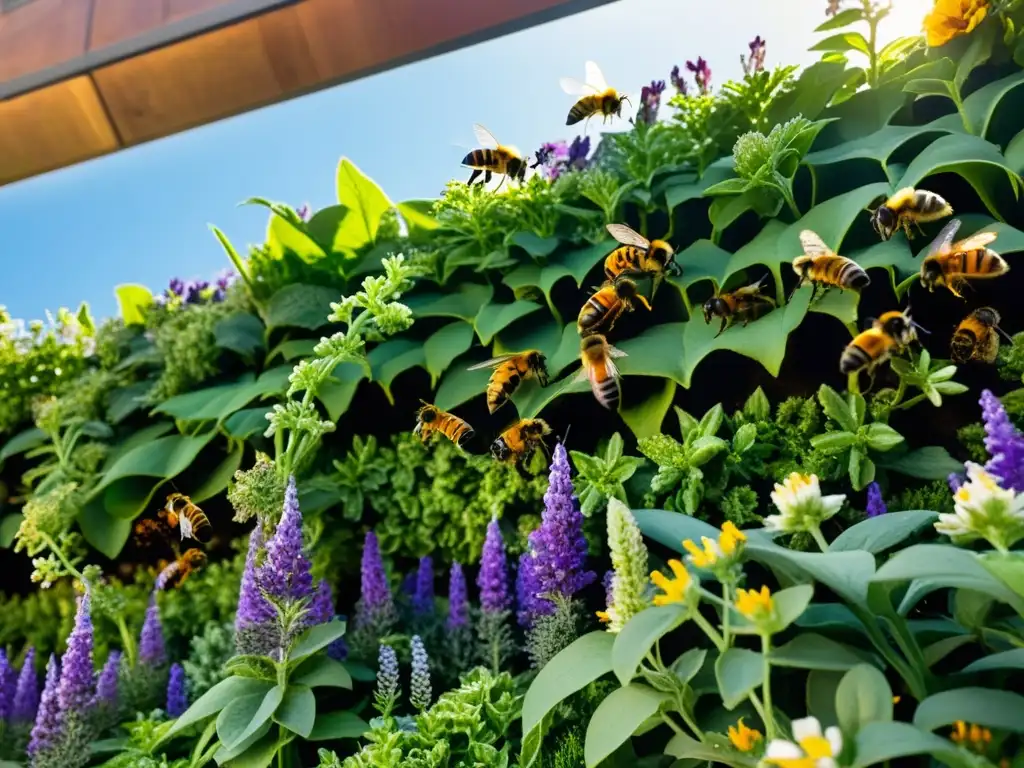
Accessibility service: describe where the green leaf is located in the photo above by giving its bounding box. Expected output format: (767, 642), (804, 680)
(746, 541), (876, 608)
(584, 684), (669, 767)
(814, 7), (864, 31)
(474, 300), (543, 346)
(811, 431), (857, 454)
(612, 605), (688, 685)
(335, 158), (393, 249)
(214, 314), (265, 358)
(106, 382), (151, 424)
(852, 721), (965, 768)
(862, 423), (904, 452)
(303, 205), (350, 255)
(0, 514), (22, 548)
(743, 387), (770, 421)
(961, 648), (1024, 674)
(265, 212), (326, 264)
(395, 199), (438, 235)
(523, 631), (614, 737)
(771, 633), (870, 671)
(955, 21), (996, 90)
(714, 648), (764, 710)
(224, 408), (273, 440)
(273, 685), (315, 738)
(979, 552), (1024, 602)
(218, 686), (284, 750)
(804, 125), (951, 170)
(163, 677), (273, 741)
(904, 78), (955, 98)
(836, 664), (893, 736)
(702, 177), (748, 197)
(290, 620), (347, 663)
(633, 509), (723, 551)
(832, 510), (937, 554)
(405, 283), (494, 322)
(423, 322), (475, 384)
(962, 70), (1024, 138)
(923, 634), (974, 667)
(510, 231), (560, 258)
(875, 446), (963, 479)
(619, 380), (676, 440)
(317, 362), (365, 422)
(367, 339), (426, 400)
(914, 687), (1024, 734)
(733, 423), (757, 454)
(773, 584), (815, 632)
(697, 404), (724, 438)
(818, 385), (856, 432)
(307, 710), (370, 741)
(191, 446), (244, 504)
(265, 284), (339, 331)
(0, 427), (47, 464)
(688, 436), (729, 467)
(78, 500), (132, 559)
(292, 656), (353, 689)
(155, 368), (290, 422)
(218, 731), (277, 767)
(810, 31), (870, 55)
(114, 284), (153, 326)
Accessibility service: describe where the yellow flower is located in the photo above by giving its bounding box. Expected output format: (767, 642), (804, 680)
(923, 0), (988, 48)
(763, 716), (842, 768)
(595, 610), (610, 623)
(728, 717), (762, 753)
(683, 536), (720, 569)
(651, 559), (692, 606)
(719, 521), (746, 555)
(735, 585), (774, 621)
(951, 721), (992, 752)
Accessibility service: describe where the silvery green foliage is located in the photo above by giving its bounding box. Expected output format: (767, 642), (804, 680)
(182, 621), (233, 700)
(526, 595), (582, 669)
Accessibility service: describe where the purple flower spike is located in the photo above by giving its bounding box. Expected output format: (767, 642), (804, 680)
(309, 579), (334, 625)
(28, 655), (60, 757)
(413, 556), (434, 616)
(447, 563), (469, 630)
(478, 519), (510, 613)
(58, 593), (95, 712)
(865, 482), (887, 518)
(296, 203), (311, 222)
(258, 476), (314, 603)
(166, 663), (188, 718)
(236, 524), (273, 632)
(12, 648), (40, 723)
(670, 65), (688, 95)
(602, 570), (615, 607)
(948, 473), (964, 493)
(515, 552), (542, 629)
(95, 650), (120, 708)
(980, 390), (1024, 492)
(358, 531), (393, 618)
(139, 596), (167, 667)
(0, 649), (16, 720)
(743, 36), (766, 75)
(686, 57), (712, 94)
(567, 136), (590, 170)
(639, 80), (666, 124)
(167, 278), (185, 298)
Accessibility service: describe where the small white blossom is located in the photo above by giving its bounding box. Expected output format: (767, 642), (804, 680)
(935, 462), (1024, 551)
(762, 716), (842, 768)
(765, 473), (845, 534)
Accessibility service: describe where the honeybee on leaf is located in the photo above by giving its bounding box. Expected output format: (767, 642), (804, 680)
(701, 275), (776, 338)
(950, 307), (1013, 364)
(560, 61), (631, 128)
(413, 401), (475, 449)
(791, 230), (870, 301)
(869, 187), (953, 241)
(578, 276), (652, 337)
(840, 308), (921, 383)
(919, 219), (1008, 298)
(467, 351), (550, 414)
(603, 223), (680, 297)
(461, 124), (527, 190)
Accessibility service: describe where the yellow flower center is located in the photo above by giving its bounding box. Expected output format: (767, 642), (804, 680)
(727, 717), (762, 752)
(651, 559), (692, 606)
(800, 734), (834, 758)
(735, 585), (774, 620)
(951, 721), (992, 752)
(720, 521), (746, 555)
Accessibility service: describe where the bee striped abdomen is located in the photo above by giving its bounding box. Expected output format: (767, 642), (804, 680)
(816, 256), (869, 290)
(567, 95), (600, 125)
(441, 415), (474, 447)
(604, 246), (644, 279)
(487, 366), (521, 413)
(593, 364), (620, 409)
(840, 329), (894, 374)
(464, 149), (495, 169)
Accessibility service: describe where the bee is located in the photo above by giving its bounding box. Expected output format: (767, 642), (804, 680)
(162, 493), (212, 543)
(467, 351), (550, 414)
(490, 419), (552, 464)
(561, 61), (630, 127)
(920, 219), (1008, 298)
(869, 187), (953, 241)
(461, 124), (526, 190)
(414, 401), (474, 448)
(155, 549), (208, 590)
(791, 230), (870, 301)
(701, 275), (776, 338)
(573, 334), (627, 410)
(950, 307), (1012, 364)
(603, 223), (680, 297)
(840, 309), (919, 377)
(578, 276), (653, 337)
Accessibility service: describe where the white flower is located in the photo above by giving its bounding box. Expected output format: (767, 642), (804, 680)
(765, 473), (845, 533)
(762, 716), (842, 768)
(935, 462), (1024, 551)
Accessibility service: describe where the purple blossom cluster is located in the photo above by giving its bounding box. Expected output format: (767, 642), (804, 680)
(980, 390), (1024, 493)
(478, 518), (510, 613)
(139, 596), (167, 667)
(355, 531), (395, 631)
(13, 648), (41, 723)
(531, 136), (591, 180)
(741, 36), (767, 75)
(28, 655), (60, 758)
(413, 556), (435, 616)
(57, 594), (95, 712)
(166, 663), (188, 718)
(687, 57), (712, 95)
(670, 65), (688, 95)
(447, 563), (469, 630)
(94, 651), (120, 709)
(638, 80), (667, 125)
(162, 269), (235, 306)
(865, 482), (887, 518)
(257, 477), (314, 603)
(0, 650), (15, 720)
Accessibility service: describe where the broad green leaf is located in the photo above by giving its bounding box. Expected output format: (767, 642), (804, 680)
(292, 656), (353, 689)
(768, 60), (854, 124)
(804, 125), (950, 173)
(1006, 127), (1024, 174)
(405, 283), (493, 322)
(0, 514), (22, 548)
(619, 380), (676, 440)
(522, 631), (614, 736)
(304, 205), (351, 255)
(875, 446), (963, 479)
(914, 687), (1024, 734)
(923, 635), (974, 667)
(335, 158), (393, 249)
(224, 408), (272, 440)
(78, 500), (132, 559)
(434, 355), (495, 412)
(771, 633), (870, 671)
(498, 320), (578, 378)
(747, 541), (876, 608)
(836, 664), (893, 736)
(862, 423), (904, 451)
(810, 31), (870, 55)
(633, 510), (732, 552)
(395, 199), (438, 234)
(214, 314), (265, 358)
(265, 213), (326, 264)
(0, 427), (47, 464)
(584, 684), (669, 767)
(217, 687), (284, 750)
(979, 552), (1024, 602)
(831, 510), (937, 553)
(114, 284), (153, 326)
(808, 287), (860, 326)
(612, 605), (688, 685)
(665, 731), (755, 765)
(961, 648), (1024, 673)
(814, 7), (864, 31)
(107, 382), (152, 424)
(217, 729), (276, 767)
(423, 322), (475, 384)
(474, 300), (543, 345)
(955, 21), (995, 90)
(664, 239), (733, 293)
(962, 70), (1024, 138)
(273, 685), (315, 738)
(290, 620), (347, 663)
(265, 284), (339, 331)
(818, 384), (856, 432)
(715, 648), (764, 709)
(210, 225), (250, 282)
(772, 584), (815, 631)
(852, 721), (966, 768)
(510, 231), (560, 258)
(307, 710), (369, 741)
(903, 78), (955, 98)
(811, 431), (857, 454)
(664, 164), (737, 212)
(155, 368), (290, 422)
(806, 670), (843, 729)
(101, 423), (175, 469)
(367, 339), (426, 401)
(162, 677), (273, 741)
(191, 446), (244, 504)
(317, 362), (365, 422)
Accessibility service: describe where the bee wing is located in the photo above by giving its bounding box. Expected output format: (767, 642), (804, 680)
(953, 231), (998, 252)
(606, 223), (651, 248)
(607, 346), (628, 359)
(178, 514), (194, 541)
(467, 354), (519, 371)
(585, 60), (609, 92)
(923, 219), (962, 259)
(472, 124), (500, 149)
(799, 230), (833, 258)
(560, 77), (599, 96)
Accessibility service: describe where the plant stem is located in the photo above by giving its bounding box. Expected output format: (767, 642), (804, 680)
(781, 184), (801, 220)
(809, 525), (830, 552)
(847, 372), (861, 396)
(722, 584), (732, 649)
(893, 393), (927, 411)
(693, 611), (726, 652)
(761, 634), (776, 740)
(679, 709), (705, 741)
(867, 9), (879, 87)
(638, 208), (649, 238)
(661, 712), (686, 736)
(115, 616), (138, 669)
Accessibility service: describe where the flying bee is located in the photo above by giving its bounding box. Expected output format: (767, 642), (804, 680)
(561, 61), (630, 127)
(791, 229), (870, 301)
(701, 275), (776, 338)
(578, 276), (652, 337)
(162, 493), (212, 543)
(840, 309), (920, 379)
(919, 219), (1008, 298)
(869, 187), (952, 241)
(950, 307), (1012, 364)
(467, 351), (550, 414)
(490, 419), (552, 465)
(603, 223), (680, 297)
(155, 549), (208, 590)
(414, 401), (474, 448)
(573, 334), (627, 410)
(461, 124), (526, 190)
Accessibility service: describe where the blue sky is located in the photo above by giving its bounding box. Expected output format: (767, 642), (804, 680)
(0, 0), (930, 322)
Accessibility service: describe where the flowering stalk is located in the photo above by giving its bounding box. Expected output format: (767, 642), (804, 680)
(409, 636), (432, 711)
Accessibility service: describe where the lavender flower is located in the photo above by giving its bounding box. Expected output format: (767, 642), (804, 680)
(533, 141), (570, 180)
(742, 36), (766, 75)
(949, 473), (964, 493)
(257, 476), (314, 605)
(12, 648), (39, 723)
(167, 278), (185, 299)
(0, 649), (15, 720)
(309, 579), (348, 661)
(865, 482), (887, 518)
(479, 519), (510, 613)
(567, 136), (591, 171)
(57, 593), (94, 712)
(296, 203), (311, 222)
(447, 563), (469, 630)
(212, 269), (235, 302)
(409, 636), (432, 711)
(603, 570), (615, 608)
(401, 571), (417, 597)
(412, 556), (434, 616)
(166, 663), (187, 718)
(94, 651), (120, 708)
(686, 57), (712, 94)
(356, 531), (393, 624)
(28, 655), (60, 757)
(638, 80), (666, 124)
(139, 596), (167, 667)
(374, 644), (400, 716)
(670, 65), (688, 95)
(526, 442), (596, 615)
(183, 280), (210, 305)
(981, 390), (1024, 492)
(515, 552), (542, 629)
(236, 524), (273, 632)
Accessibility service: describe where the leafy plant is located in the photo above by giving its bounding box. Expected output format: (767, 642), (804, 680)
(569, 433), (644, 517)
